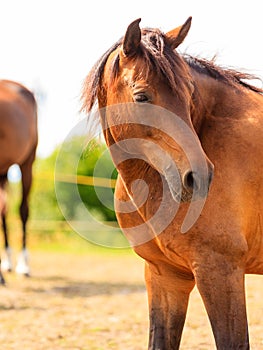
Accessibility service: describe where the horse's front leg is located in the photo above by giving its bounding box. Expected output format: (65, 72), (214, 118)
(145, 262), (195, 350)
(193, 255), (249, 350)
(0, 179), (12, 276)
(1, 214), (12, 272)
(0, 210), (7, 284)
(16, 149), (35, 276)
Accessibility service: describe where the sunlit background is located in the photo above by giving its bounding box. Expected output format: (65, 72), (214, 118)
(1, 0), (262, 159)
(1, 3), (262, 347)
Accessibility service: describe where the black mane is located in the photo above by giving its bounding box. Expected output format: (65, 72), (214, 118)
(185, 55), (263, 94)
(82, 28), (263, 114)
(82, 28), (192, 113)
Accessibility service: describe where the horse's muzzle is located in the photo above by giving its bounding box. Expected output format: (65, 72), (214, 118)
(165, 163), (214, 203)
(181, 165), (214, 202)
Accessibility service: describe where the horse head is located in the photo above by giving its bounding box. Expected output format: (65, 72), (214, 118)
(85, 18), (214, 204)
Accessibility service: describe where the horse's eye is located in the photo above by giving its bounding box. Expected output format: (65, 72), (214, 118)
(134, 93), (150, 103)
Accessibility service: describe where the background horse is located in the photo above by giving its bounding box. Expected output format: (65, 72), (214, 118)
(82, 18), (263, 349)
(0, 80), (37, 284)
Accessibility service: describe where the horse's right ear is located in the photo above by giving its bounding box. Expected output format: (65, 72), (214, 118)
(121, 18), (141, 57)
(166, 17), (192, 49)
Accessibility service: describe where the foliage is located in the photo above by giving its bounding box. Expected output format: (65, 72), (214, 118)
(77, 139), (118, 221)
(30, 137), (117, 223)
(30, 148), (63, 221)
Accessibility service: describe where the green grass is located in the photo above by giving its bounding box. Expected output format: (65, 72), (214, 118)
(1, 216), (134, 257)
(30, 230), (134, 256)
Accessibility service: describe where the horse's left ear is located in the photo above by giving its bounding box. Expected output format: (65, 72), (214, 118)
(166, 17), (192, 49)
(122, 18), (141, 57)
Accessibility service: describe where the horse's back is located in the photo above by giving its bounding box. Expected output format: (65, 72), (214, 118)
(0, 80), (37, 173)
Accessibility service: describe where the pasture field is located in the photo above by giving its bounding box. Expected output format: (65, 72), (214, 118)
(0, 231), (262, 350)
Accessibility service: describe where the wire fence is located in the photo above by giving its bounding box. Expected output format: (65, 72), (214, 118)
(39, 172), (117, 188)
(6, 172), (119, 239)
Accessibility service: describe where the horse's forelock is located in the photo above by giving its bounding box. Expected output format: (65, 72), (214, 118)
(139, 28), (192, 101)
(81, 28), (193, 115)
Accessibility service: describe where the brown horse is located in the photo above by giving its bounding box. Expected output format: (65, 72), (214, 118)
(82, 17), (263, 349)
(0, 80), (38, 284)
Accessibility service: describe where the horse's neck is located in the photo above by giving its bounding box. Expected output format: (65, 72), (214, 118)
(190, 68), (250, 131)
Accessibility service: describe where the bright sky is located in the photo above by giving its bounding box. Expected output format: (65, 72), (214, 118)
(1, 0), (262, 158)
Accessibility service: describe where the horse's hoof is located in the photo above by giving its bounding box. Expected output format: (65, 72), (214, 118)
(1, 248), (13, 272)
(1, 263), (12, 273)
(0, 274), (6, 286)
(15, 265), (30, 276)
(15, 249), (30, 276)
(2, 267), (12, 273)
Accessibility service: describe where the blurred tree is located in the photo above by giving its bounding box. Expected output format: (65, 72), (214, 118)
(30, 148), (63, 221)
(77, 139), (117, 221)
(31, 137), (117, 223)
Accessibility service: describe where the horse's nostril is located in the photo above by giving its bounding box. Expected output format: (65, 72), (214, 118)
(183, 168), (214, 194)
(208, 167), (214, 187)
(183, 171), (195, 191)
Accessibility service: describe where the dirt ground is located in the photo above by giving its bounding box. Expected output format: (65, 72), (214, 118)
(0, 249), (262, 350)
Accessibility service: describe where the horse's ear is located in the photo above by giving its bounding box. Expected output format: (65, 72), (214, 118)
(122, 18), (141, 57)
(166, 17), (192, 49)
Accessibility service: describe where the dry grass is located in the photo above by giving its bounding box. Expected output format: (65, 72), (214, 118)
(0, 245), (262, 349)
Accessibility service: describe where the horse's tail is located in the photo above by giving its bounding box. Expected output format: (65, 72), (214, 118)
(0, 174), (8, 188)
(17, 84), (38, 129)
(1, 80), (37, 109)
(18, 85), (37, 108)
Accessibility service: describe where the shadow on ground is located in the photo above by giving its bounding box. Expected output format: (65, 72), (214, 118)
(24, 275), (146, 298)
